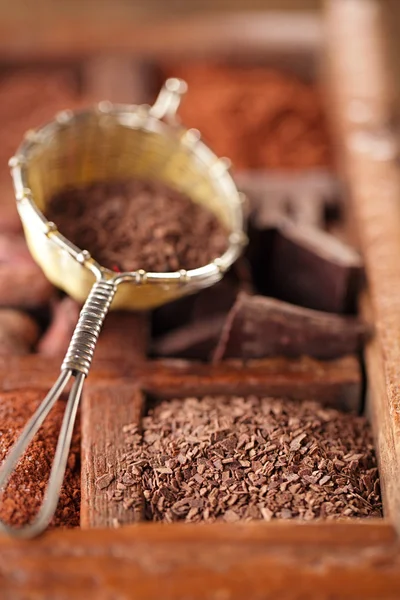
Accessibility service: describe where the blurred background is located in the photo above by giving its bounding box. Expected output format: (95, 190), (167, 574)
(0, 0), (395, 222)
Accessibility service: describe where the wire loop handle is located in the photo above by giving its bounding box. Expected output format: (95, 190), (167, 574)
(0, 277), (116, 538)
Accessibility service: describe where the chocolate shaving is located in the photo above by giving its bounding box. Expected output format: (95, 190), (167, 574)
(213, 293), (370, 362)
(46, 179), (229, 273)
(123, 395), (381, 522)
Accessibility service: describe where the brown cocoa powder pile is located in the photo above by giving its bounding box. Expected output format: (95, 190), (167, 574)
(165, 63), (332, 171)
(121, 396), (381, 523)
(46, 179), (228, 272)
(0, 389), (80, 528)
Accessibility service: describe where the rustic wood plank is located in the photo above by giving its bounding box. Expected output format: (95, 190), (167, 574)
(0, 13), (322, 62)
(325, 0), (400, 526)
(138, 355), (361, 412)
(81, 383), (145, 528)
(82, 312), (149, 528)
(361, 294), (398, 522)
(0, 355), (125, 391)
(0, 522), (398, 599)
(0, 352), (361, 412)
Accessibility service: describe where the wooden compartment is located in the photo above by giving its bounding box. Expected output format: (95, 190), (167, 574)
(0, 1), (400, 597)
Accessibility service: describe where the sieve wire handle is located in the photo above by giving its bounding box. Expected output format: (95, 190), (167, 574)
(0, 278), (117, 538)
(149, 77), (187, 123)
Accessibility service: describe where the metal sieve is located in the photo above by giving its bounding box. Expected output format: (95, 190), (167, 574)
(0, 79), (246, 538)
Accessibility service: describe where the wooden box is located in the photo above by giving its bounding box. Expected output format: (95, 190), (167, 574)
(1, 1), (400, 598)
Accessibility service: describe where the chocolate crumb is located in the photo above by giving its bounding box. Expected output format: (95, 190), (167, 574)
(123, 396), (381, 522)
(46, 179), (229, 273)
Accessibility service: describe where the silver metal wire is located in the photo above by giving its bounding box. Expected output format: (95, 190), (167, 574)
(62, 279), (117, 375)
(0, 277), (116, 538)
(0, 371), (85, 538)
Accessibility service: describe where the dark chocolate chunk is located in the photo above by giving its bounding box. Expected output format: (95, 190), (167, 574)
(267, 223), (363, 313)
(238, 172), (363, 313)
(152, 269), (250, 347)
(213, 292), (370, 362)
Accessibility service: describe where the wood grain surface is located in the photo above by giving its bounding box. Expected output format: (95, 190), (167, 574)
(0, 522), (398, 599)
(137, 355), (361, 411)
(81, 383), (145, 528)
(82, 312), (149, 528)
(325, 0), (400, 527)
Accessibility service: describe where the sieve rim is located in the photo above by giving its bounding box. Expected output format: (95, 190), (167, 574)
(10, 102), (247, 289)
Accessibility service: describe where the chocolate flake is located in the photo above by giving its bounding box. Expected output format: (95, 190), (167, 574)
(46, 179), (228, 273)
(121, 395), (381, 523)
(96, 473), (115, 490)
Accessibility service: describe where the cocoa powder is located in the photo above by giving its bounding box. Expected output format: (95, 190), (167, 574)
(0, 389), (80, 528)
(120, 396), (381, 522)
(165, 63), (332, 171)
(46, 179), (228, 272)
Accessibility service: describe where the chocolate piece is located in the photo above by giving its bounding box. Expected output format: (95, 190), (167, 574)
(192, 269), (251, 321)
(46, 179), (228, 273)
(213, 293), (369, 362)
(126, 395), (381, 522)
(152, 268), (248, 339)
(152, 294), (197, 337)
(38, 297), (81, 356)
(153, 315), (225, 360)
(152, 267), (253, 360)
(0, 309), (39, 355)
(0, 234), (54, 308)
(239, 172), (361, 312)
(0, 389), (80, 528)
(268, 223), (363, 313)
